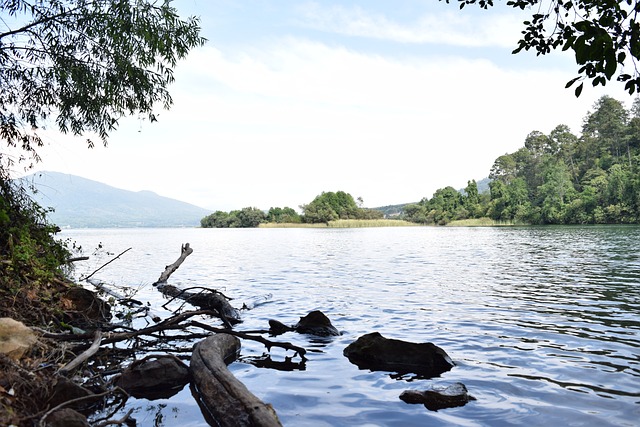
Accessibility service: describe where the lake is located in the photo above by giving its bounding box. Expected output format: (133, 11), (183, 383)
(59, 226), (640, 426)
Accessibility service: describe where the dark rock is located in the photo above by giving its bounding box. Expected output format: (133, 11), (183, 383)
(61, 287), (111, 326)
(45, 408), (89, 427)
(400, 382), (475, 411)
(268, 319), (294, 335)
(343, 332), (454, 378)
(48, 377), (96, 411)
(269, 311), (340, 337)
(116, 355), (190, 399)
(293, 311), (340, 336)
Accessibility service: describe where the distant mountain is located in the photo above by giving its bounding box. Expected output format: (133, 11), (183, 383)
(19, 171), (211, 228)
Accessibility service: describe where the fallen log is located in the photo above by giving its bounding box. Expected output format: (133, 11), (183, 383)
(190, 334), (282, 427)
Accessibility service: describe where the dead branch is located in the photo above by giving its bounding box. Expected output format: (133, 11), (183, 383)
(154, 243), (193, 284)
(58, 329), (103, 375)
(189, 321), (307, 359)
(80, 247), (132, 281)
(152, 244), (241, 325)
(158, 284), (241, 326)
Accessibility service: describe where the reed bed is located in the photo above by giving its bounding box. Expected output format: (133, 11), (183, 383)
(259, 219), (417, 228)
(446, 218), (524, 227)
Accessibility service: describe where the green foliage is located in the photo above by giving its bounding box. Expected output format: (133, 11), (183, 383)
(266, 207), (301, 223)
(447, 0), (640, 95)
(0, 0), (206, 167)
(0, 174), (69, 287)
(300, 191), (383, 223)
(201, 207), (266, 228)
(406, 95), (640, 225)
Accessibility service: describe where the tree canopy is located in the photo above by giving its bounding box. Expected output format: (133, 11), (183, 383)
(404, 95), (640, 225)
(0, 0), (206, 168)
(448, 0), (640, 95)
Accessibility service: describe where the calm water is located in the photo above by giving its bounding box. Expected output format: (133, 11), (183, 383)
(60, 226), (640, 427)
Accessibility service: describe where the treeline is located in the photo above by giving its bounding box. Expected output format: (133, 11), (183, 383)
(404, 95), (640, 225)
(200, 191), (382, 228)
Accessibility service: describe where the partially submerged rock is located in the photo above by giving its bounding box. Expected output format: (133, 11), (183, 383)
(400, 382), (475, 411)
(115, 355), (190, 400)
(343, 332), (454, 378)
(0, 317), (37, 360)
(269, 310), (340, 336)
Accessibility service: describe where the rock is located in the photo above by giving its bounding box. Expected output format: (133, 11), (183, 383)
(61, 287), (111, 326)
(44, 408), (90, 427)
(268, 319), (293, 335)
(400, 382), (475, 411)
(294, 311), (340, 336)
(343, 332), (454, 378)
(269, 311), (340, 336)
(48, 377), (96, 411)
(115, 355), (190, 399)
(0, 318), (37, 360)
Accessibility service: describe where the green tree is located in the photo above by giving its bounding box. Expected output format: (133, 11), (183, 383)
(1, 0), (206, 168)
(301, 191), (359, 223)
(581, 96), (629, 168)
(236, 207), (266, 228)
(447, 0), (640, 95)
(266, 207), (301, 223)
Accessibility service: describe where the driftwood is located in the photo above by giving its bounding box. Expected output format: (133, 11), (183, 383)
(58, 330), (102, 375)
(190, 334), (282, 427)
(153, 243), (241, 325)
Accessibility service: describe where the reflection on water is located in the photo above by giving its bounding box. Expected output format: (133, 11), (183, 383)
(63, 226), (640, 426)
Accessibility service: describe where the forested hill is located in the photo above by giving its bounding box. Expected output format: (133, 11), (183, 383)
(404, 96), (640, 225)
(20, 172), (210, 228)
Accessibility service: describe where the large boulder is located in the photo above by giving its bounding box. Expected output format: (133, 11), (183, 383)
(115, 355), (190, 399)
(343, 332), (454, 378)
(400, 382), (475, 411)
(0, 318), (37, 360)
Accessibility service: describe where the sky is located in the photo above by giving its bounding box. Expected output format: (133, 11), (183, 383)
(19, 0), (635, 211)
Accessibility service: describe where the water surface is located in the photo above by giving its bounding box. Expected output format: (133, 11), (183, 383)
(62, 226), (640, 426)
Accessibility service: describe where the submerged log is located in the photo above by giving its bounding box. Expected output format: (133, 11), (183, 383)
(190, 334), (282, 427)
(153, 243), (241, 325)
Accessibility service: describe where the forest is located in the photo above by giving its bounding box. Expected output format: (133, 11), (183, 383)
(404, 95), (640, 225)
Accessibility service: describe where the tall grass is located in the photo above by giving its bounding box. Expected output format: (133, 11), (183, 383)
(259, 219), (417, 228)
(446, 217), (526, 227)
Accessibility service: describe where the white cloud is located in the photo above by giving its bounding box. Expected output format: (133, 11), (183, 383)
(295, 2), (524, 47)
(30, 36), (629, 211)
